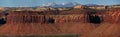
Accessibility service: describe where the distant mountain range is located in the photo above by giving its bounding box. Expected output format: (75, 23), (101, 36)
(40, 2), (80, 8)
(83, 4), (101, 6)
(38, 2), (105, 8)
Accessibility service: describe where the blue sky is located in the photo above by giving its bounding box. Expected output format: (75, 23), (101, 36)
(0, 0), (120, 7)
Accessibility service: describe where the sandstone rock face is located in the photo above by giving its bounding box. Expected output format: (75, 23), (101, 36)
(0, 8), (120, 36)
(7, 11), (89, 24)
(0, 11), (97, 35)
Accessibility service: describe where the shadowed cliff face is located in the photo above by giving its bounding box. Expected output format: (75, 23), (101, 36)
(88, 14), (101, 24)
(0, 13), (7, 25)
(0, 18), (6, 25)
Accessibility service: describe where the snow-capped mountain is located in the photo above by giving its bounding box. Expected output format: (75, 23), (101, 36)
(84, 4), (99, 6)
(41, 2), (80, 8)
(62, 2), (79, 7)
(42, 2), (57, 7)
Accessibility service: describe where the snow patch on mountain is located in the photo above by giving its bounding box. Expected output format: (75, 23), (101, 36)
(41, 2), (80, 8)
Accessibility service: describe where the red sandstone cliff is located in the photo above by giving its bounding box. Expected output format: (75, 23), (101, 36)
(0, 8), (120, 36)
(0, 10), (96, 35)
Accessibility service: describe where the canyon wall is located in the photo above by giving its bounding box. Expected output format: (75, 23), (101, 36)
(6, 9), (120, 24)
(0, 10), (96, 35)
(0, 8), (120, 35)
(7, 11), (87, 24)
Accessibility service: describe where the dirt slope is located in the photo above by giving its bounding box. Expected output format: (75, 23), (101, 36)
(0, 23), (97, 35)
(81, 23), (120, 37)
